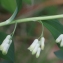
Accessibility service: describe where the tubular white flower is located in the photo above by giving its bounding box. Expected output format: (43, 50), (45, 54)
(32, 43), (39, 55)
(36, 47), (41, 58)
(28, 39), (38, 51)
(0, 35), (12, 55)
(60, 39), (63, 47)
(40, 37), (45, 50)
(56, 34), (63, 47)
(28, 37), (45, 58)
(1, 40), (12, 54)
(56, 34), (63, 43)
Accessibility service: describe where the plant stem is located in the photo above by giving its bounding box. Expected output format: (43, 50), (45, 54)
(38, 21), (44, 39)
(40, 21), (44, 38)
(11, 21), (17, 38)
(0, 14), (63, 27)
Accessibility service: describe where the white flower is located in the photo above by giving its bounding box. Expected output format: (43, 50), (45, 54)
(0, 35), (12, 55)
(40, 37), (45, 50)
(28, 37), (45, 58)
(32, 43), (39, 55)
(28, 39), (38, 51)
(56, 34), (63, 47)
(36, 47), (41, 58)
(60, 39), (63, 47)
(28, 39), (41, 58)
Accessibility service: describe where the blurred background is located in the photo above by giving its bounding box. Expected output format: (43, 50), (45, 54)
(0, 0), (63, 63)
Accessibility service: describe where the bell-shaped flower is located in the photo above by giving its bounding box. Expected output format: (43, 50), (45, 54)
(56, 34), (63, 47)
(28, 39), (38, 51)
(32, 43), (39, 55)
(60, 39), (63, 47)
(40, 37), (45, 50)
(28, 37), (45, 58)
(0, 35), (12, 55)
(36, 47), (41, 58)
(56, 34), (63, 43)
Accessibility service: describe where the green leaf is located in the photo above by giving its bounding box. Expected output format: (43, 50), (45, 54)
(1, 0), (16, 13)
(42, 6), (63, 60)
(16, 0), (22, 11)
(7, 0), (22, 22)
(8, 0), (22, 21)
(0, 32), (14, 62)
(43, 20), (63, 60)
(43, 20), (63, 50)
(54, 50), (63, 60)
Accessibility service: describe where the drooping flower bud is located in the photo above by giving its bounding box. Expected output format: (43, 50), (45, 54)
(56, 34), (63, 47)
(36, 47), (41, 58)
(32, 43), (39, 55)
(0, 35), (12, 55)
(40, 37), (45, 50)
(56, 34), (63, 43)
(28, 39), (38, 51)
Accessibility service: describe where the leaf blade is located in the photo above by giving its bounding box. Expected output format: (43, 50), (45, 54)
(54, 50), (63, 60)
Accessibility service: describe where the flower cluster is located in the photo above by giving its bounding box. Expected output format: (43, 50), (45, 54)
(28, 37), (45, 58)
(0, 35), (12, 55)
(56, 34), (63, 47)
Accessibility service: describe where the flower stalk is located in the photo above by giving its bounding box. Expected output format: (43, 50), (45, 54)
(0, 14), (63, 26)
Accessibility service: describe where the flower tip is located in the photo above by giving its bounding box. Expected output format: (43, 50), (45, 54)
(32, 43), (39, 55)
(28, 47), (30, 50)
(27, 47), (31, 51)
(36, 47), (41, 58)
(0, 46), (1, 50)
(56, 34), (63, 43)
(60, 42), (63, 47)
(41, 46), (44, 50)
(0, 45), (8, 55)
(56, 39), (60, 43)
(36, 53), (40, 58)
(36, 55), (39, 58)
(40, 37), (45, 50)
(32, 52), (35, 55)
(2, 51), (7, 55)
(60, 45), (63, 47)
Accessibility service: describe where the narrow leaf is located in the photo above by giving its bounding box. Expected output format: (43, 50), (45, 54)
(54, 50), (63, 60)
(43, 20), (63, 50)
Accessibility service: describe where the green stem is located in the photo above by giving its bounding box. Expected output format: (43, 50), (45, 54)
(11, 22), (17, 38)
(38, 21), (44, 39)
(6, 7), (18, 22)
(40, 21), (44, 37)
(0, 14), (63, 27)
